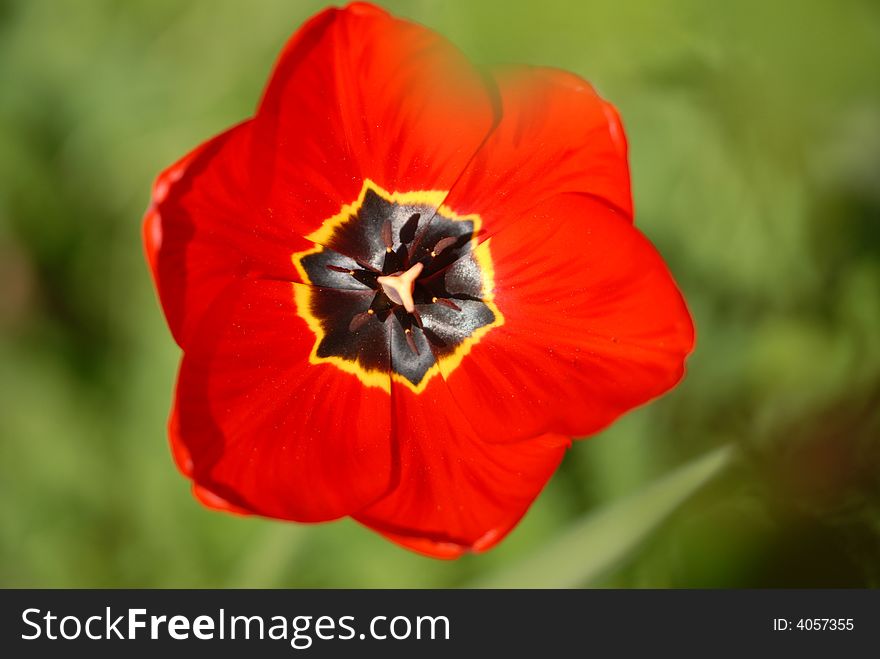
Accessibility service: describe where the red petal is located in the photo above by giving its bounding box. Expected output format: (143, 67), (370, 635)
(144, 120), (310, 348)
(170, 397), (254, 517)
(252, 3), (496, 241)
(353, 377), (569, 557)
(441, 193), (694, 443)
(192, 484), (252, 517)
(444, 66), (632, 237)
(173, 278), (395, 522)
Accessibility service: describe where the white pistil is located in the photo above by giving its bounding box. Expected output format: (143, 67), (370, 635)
(376, 262), (424, 313)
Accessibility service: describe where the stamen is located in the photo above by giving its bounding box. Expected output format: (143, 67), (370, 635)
(327, 264), (354, 273)
(434, 297), (461, 311)
(381, 219), (393, 253)
(400, 213), (420, 244)
(404, 328), (420, 355)
(430, 236), (458, 258)
(349, 310), (373, 331)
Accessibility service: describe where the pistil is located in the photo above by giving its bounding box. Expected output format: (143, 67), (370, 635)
(376, 262), (423, 313)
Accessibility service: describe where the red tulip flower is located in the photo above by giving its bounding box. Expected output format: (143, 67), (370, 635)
(143, 2), (694, 558)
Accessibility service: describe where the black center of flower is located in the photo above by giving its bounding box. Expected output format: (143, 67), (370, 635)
(295, 185), (498, 390)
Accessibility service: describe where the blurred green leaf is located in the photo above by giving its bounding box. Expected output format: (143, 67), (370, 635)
(473, 445), (734, 588)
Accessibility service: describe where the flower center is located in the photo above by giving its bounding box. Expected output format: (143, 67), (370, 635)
(317, 210), (476, 359)
(291, 181), (503, 392)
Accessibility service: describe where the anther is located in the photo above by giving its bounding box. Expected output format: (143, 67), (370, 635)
(400, 213), (420, 244)
(381, 219), (394, 252)
(435, 297), (461, 312)
(431, 236), (458, 258)
(327, 264), (353, 273)
(349, 311), (373, 332)
(404, 328), (420, 356)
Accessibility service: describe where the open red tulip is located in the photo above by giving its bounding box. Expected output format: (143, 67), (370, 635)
(143, 2), (695, 558)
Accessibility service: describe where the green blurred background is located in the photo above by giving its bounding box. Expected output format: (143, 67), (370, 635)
(2, 0), (879, 588)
